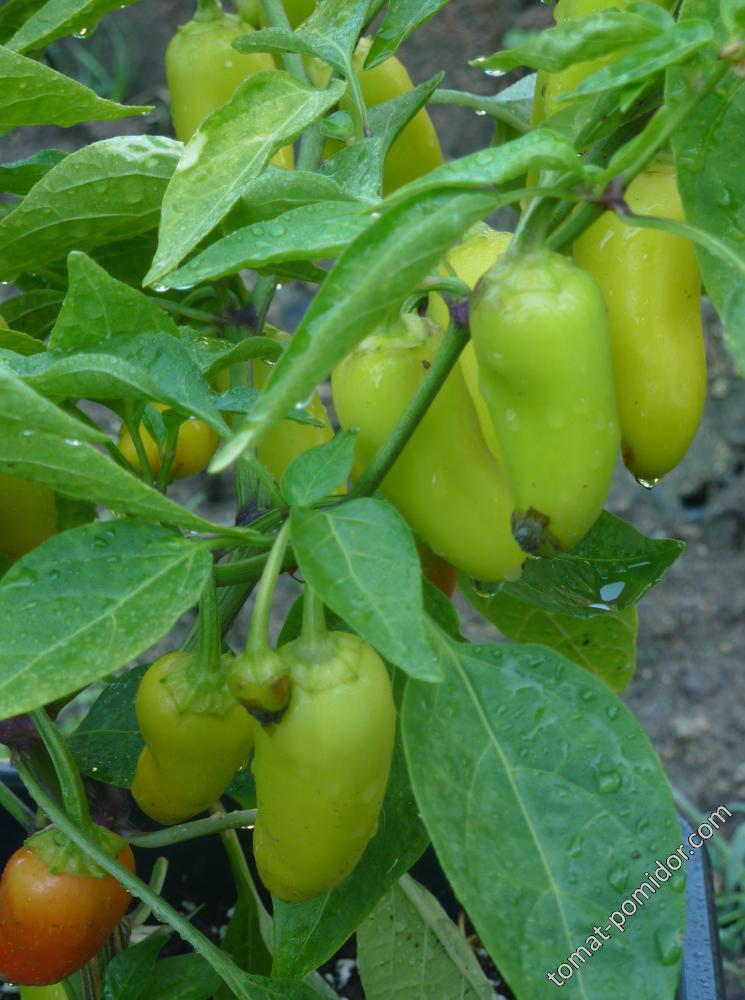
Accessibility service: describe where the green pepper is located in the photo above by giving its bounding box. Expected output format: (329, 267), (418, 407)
(470, 249), (620, 555)
(131, 652), (254, 825)
(0, 474), (57, 563)
(165, 0), (294, 169)
(332, 313), (525, 582)
(252, 629), (395, 902)
(573, 164), (705, 482)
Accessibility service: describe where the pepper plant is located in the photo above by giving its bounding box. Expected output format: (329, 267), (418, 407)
(0, 0), (743, 997)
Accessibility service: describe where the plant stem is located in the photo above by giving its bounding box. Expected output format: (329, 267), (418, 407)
(148, 296), (225, 325)
(251, 275), (279, 337)
(346, 68), (368, 140)
(195, 571), (223, 678)
(245, 520), (291, 656)
(262, 0), (308, 78)
(429, 88), (530, 134)
(549, 57), (733, 251)
(122, 402), (153, 487)
(130, 809), (257, 848)
(214, 553), (270, 585)
(15, 762), (256, 1000)
(154, 422), (179, 492)
(28, 709), (92, 833)
(297, 123), (325, 172)
(0, 777), (34, 830)
(128, 857), (169, 928)
(348, 322), (469, 499)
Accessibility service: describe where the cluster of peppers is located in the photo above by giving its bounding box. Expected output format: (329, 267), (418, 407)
(0, 0), (708, 988)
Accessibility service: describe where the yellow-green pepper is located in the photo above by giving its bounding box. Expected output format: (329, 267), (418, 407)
(132, 652), (254, 825)
(0, 474), (57, 563)
(573, 163), (705, 482)
(165, 2), (294, 169)
(332, 313), (525, 582)
(470, 249), (620, 554)
(252, 630), (395, 901)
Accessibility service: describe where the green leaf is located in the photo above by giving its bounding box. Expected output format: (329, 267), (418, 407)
(281, 430), (356, 506)
(366, 0), (449, 67)
(357, 875), (494, 1000)
(380, 128), (590, 209)
(0, 327), (45, 356)
(163, 202), (369, 290)
(235, 0), (368, 75)
(147, 955), (222, 1000)
(6, 0), (141, 53)
(68, 665), (146, 786)
(489, 511), (684, 619)
(567, 20), (714, 99)
(0, 149), (66, 195)
(0, 0), (47, 43)
(145, 73), (345, 284)
(219, 894), (273, 987)
(101, 929), (169, 1000)
(272, 671), (429, 980)
(0, 44), (149, 130)
(462, 581), (638, 693)
(0, 522), (213, 719)
(290, 499), (440, 680)
(14, 333), (228, 434)
(0, 136), (179, 284)
(668, 0), (745, 368)
(0, 368), (237, 535)
(49, 253), (178, 350)
(226, 167), (356, 229)
(0, 289), (64, 337)
(473, 9), (663, 73)
(403, 632), (685, 1000)
(212, 187), (497, 469)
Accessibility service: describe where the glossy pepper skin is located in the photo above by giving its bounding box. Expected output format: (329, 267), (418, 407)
(0, 836), (134, 986)
(324, 36), (443, 195)
(470, 249), (620, 555)
(252, 631), (395, 902)
(533, 0), (671, 124)
(573, 164), (705, 482)
(332, 314), (525, 582)
(253, 331), (335, 483)
(427, 224), (512, 460)
(131, 653), (254, 825)
(165, 7), (294, 169)
(0, 474), (57, 563)
(117, 404), (219, 481)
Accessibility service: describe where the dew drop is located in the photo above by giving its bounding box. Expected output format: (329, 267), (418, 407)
(636, 476), (660, 490)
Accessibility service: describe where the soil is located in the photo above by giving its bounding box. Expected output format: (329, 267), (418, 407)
(2, 0), (744, 996)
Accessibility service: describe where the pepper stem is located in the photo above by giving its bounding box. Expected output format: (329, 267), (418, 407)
(28, 708), (94, 835)
(300, 582), (327, 652)
(194, 0), (224, 21)
(245, 520), (291, 657)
